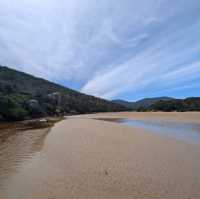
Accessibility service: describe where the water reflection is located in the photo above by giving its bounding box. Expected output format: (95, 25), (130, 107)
(121, 119), (200, 145)
(97, 118), (200, 145)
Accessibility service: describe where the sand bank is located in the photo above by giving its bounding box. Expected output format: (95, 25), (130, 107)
(77, 111), (200, 124)
(0, 112), (200, 199)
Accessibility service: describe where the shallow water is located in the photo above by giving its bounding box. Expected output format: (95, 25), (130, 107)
(117, 119), (200, 145)
(0, 127), (50, 189)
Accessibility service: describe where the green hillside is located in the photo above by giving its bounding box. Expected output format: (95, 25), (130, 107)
(0, 66), (127, 121)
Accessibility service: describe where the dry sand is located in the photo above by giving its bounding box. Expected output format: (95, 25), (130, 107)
(0, 112), (200, 199)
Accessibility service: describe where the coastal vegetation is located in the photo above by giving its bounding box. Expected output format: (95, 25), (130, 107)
(147, 97), (200, 112)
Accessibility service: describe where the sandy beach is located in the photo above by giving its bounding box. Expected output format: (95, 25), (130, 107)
(0, 112), (200, 199)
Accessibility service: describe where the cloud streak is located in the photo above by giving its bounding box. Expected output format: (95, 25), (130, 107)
(0, 0), (200, 99)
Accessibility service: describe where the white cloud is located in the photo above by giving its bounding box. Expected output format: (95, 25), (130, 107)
(0, 0), (200, 99)
(81, 19), (200, 98)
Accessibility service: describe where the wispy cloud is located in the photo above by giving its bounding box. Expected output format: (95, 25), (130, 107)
(0, 0), (200, 99)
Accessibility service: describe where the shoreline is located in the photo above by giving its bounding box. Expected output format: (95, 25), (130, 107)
(0, 117), (64, 132)
(1, 111), (200, 131)
(77, 111), (200, 124)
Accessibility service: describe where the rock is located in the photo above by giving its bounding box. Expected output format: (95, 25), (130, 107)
(47, 92), (61, 105)
(39, 118), (48, 122)
(27, 99), (39, 108)
(104, 170), (109, 176)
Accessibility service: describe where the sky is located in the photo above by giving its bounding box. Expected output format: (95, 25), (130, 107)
(0, 0), (200, 101)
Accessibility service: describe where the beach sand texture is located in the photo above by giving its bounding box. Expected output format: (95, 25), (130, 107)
(0, 112), (200, 199)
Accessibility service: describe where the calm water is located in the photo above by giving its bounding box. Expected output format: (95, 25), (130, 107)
(118, 119), (200, 145)
(0, 127), (50, 189)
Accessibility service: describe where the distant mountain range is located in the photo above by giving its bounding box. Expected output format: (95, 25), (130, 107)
(0, 66), (127, 121)
(112, 97), (200, 112)
(112, 97), (174, 109)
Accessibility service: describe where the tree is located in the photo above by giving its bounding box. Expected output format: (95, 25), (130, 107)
(0, 95), (28, 121)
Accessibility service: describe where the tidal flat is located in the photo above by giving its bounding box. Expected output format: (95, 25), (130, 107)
(0, 112), (200, 199)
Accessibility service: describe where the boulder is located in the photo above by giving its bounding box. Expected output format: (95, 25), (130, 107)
(27, 99), (39, 108)
(47, 92), (61, 105)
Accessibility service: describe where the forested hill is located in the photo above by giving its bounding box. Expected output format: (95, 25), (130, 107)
(0, 66), (127, 121)
(113, 97), (200, 112)
(148, 97), (200, 112)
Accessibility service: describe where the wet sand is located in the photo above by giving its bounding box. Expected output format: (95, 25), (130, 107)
(0, 112), (200, 199)
(80, 111), (200, 124)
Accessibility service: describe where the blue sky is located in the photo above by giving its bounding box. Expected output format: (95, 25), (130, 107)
(0, 0), (200, 101)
